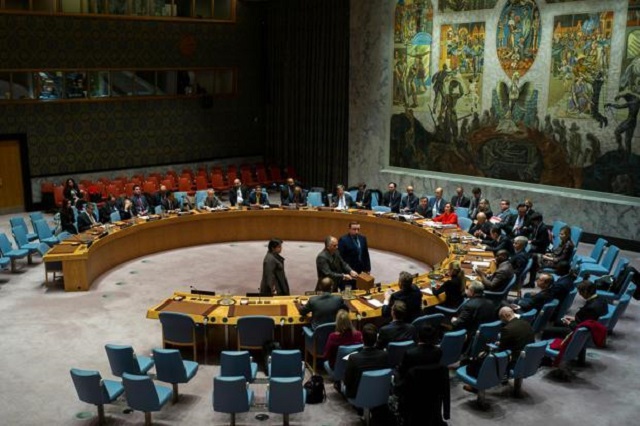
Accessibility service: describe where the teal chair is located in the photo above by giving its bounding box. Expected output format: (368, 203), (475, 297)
(573, 237), (607, 266)
(608, 294), (632, 334)
(213, 375), (254, 426)
(457, 216), (473, 232)
(70, 368), (124, 425)
(518, 308), (537, 325)
(267, 377), (306, 426)
(303, 322), (335, 373)
(545, 327), (590, 369)
(0, 232), (30, 271)
(468, 320), (502, 358)
(122, 373), (173, 425)
(577, 245), (619, 278)
(11, 226), (39, 260)
(439, 329), (466, 367)
(456, 350), (510, 409)
(307, 192), (324, 207)
(268, 349), (305, 379)
(347, 368), (392, 426)
(532, 299), (559, 335)
(509, 341), (547, 396)
(9, 217), (37, 242)
(323, 343), (363, 382)
(412, 313), (445, 330)
(33, 219), (60, 246)
(105, 344), (154, 377)
(220, 351), (258, 383)
(152, 348), (198, 403)
(387, 340), (416, 367)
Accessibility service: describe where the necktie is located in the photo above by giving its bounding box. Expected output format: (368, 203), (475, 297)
(256, 193), (260, 203)
(353, 237), (361, 261)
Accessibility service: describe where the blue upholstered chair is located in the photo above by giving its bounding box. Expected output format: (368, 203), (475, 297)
(412, 313), (445, 330)
(608, 294), (632, 334)
(152, 348), (198, 403)
(9, 217), (38, 242)
(213, 375), (254, 426)
(307, 192), (324, 207)
(545, 327), (590, 368)
(457, 216), (473, 232)
(324, 343), (363, 382)
(597, 304), (615, 330)
(573, 237), (607, 266)
(468, 320), (502, 358)
(220, 351), (258, 383)
(195, 190), (208, 208)
(0, 232), (30, 272)
(370, 191), (380, 208)
(570, 225), (583, 250)
(154, 205), (163, 215)
(347, 368), (393, 426)
(455, 206), (469, 218)
(577, 245), (619, 278)
(122, 372), (172, 425)
(236, 315), (275, 351)
(555, 288), (577, 321)
(509, 341), (547, 396)
(387, 340), (416, 367)
(33, 219), (60, 246)
(11, 225), (39, 261)
(518, 308), (537, 325)
(70, 368), (124, 425)
(532, 299), (559, 335)
(597, 262), (632, 303)
(456, 350), (510, 409)
(29, 212), (56, 234)
(435, 298), (468, 317)
(105, 344), (154, 377)
(267, 377), (306, 425)
(158, 311), (198, 362)
(439, 329), (466, 367)
(110, 211), (121, 223)
(303, 322), (335, 373)
(0, 253), (10, 271)
(268, 349), (305, 379)
(485, 275), (517, 302)
(372, 205), (391, 213)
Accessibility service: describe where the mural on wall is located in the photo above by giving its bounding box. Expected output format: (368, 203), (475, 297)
(547, 12), (613, 127)
(438, 0), (497, 13)
(496, 0), (541, 78)
(545, 0), (583, 3)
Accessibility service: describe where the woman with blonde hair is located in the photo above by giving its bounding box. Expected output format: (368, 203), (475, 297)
(323, 310), (363, 370)
(433, 260), (466, 309)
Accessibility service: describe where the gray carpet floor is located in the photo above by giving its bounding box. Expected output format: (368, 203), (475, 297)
(0, 211), (639, 426)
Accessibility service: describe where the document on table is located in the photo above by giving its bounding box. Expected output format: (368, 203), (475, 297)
(367, 299), (383, 308)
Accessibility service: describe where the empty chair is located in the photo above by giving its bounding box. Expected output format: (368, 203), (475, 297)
(457, 216), (473, 232)
(597, 304), (615, 330)
(267, 376), (306, 426)
(158, 312), (198, 362)
(70, 368), (124, 425)
(456, 350), (509, 408)
(573, 237), (607, 265)
(269, 349), (305, 379)
(577, 245), (619, 278)
(532, 299), (559, 335)
(12, 225), (39, 261)
(347, 368), (393, 426)
(597, 262), (632, 303)
(570, 225), (583, 250)
(105, 344), (154, 377)
(554, 288), (577, 321)
(0, 232), (30, 272)
(468, 320), (502, 358)
(195, 190), (208, 208)
(236, 315), (275, 351)
(152, 348), (198, 403)
(372, 205), (391, 213)
(485, 275), (517, 302)
(213, 375), (254, 426)
(324, 343), (363, 382)
(439, 329), (467, 367)
(9, 217), (37, 242)
(518, 308), (538, 325)
(110, 211), (121, 223)
(122, 373), (172, 426)
(220, 351), (258, 383)
(307, 191), (324, 207)
(608, 294), (632, 334)
(33, 219), (60, 246)
(509, 341), (547, 396)
(29, 212), (56, 234)
(370, 191), (380, 208)
(303, 322), (336, 373)
(154, 205), (163, 215)
(455, 206), (469, 218)
(412, 313), (445, 330)
(387, 340), (416, 367)
(0, 254), (10, 271)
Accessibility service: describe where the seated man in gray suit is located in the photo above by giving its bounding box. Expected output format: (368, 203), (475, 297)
(298, 277), (348, 329)
(316, 235), (358, 291)
(476, 249), (514, 292)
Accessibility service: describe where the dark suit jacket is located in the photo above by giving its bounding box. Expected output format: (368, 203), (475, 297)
(383, 190), (402, 213)
(450, 195), (470, 208)
(280, 185), (296, 205)
(452, 296), (497, 335)
(355, 189), (372, 210)
(400, 194), (419, 213)
(509, 250), (531, 280)
(529, 222), (551, 254)
(469, 221), (491, 238)
(331, 192), (355, 209)
(426, 197), (446, 218)
(260, 251), (290, 296)
(516, 288), (555, 312)
(316, 249), (353, 287)
(482, 260), (514, 292)
(397, 344), (442, 379)
(298, 293), (348, 329)
(203, 195), (222, 208)
(501, 213), (531, 238)
(376, 321), (417, 349)
(498, 318), (535, 365)
(575, 296), (608, 323)
(131, 194), (149, 215)
(483, 235), (515, 255)
(99, 203), (118, 224)
(550, 274), (574, 304)
(382, 285), (423, 323)
(415, 203), (430, 217)
(344, 347), (389, 398)
(338, 234), (371, 274)
(433, 276), (465, 309)
(228, 185), (249, 206)
(77, 211), (97, 232)
(248, 190), (269, 206)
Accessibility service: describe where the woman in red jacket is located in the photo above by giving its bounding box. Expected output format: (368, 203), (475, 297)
(433, 202), (458, 225)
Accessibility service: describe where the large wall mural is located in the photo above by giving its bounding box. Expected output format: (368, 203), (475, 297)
(389, 1), (640, 197)
(438, 0), (497, 13)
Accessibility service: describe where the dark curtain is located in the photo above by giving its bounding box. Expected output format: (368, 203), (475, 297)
(264, 0), (350, 191)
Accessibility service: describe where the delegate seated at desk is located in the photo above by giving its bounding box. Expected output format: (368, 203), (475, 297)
(229, 178), (249, 207)
(77, 202), (100, 232)
(203, 189), (223, 209)
(298, 278), (348, 329)
(316, 236), (358, 291)
(248, 185), (269, 206)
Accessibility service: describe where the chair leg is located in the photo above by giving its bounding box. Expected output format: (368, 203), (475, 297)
(97, 404), (105, 425)
(364, 408), (371, 426)
(230, 412), (236, 426)
(144, 411), (152, 426)
(283, 413), (290, 426)
(28, 253), (33, 264)
(172, 383), (179, 403)
(476, 390), (489, 410)
(11, 258), (17, 273)
(513, 378), (523, 397)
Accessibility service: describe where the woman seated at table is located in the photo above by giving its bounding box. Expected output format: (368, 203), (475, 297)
(539, 225), (574, 270)
(433, 203), (458, 225)
(59, 199), (78, 235)
(323, 309), (363, 370)
(432, 261), (466, 309)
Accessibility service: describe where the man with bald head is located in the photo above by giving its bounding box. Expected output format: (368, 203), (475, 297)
(316, 235), (358, 291)
(426, 187), (445, 218)
(511, 273), (555, 313)
(400, 185), (419, 213)
(497, 306), (534, 368)
(470, 212), (492, 239)
(203, 188), (222, 209)
(476, 249), (514, 292)
(229, 178), (249, 207)
(281, 177), (297, 206)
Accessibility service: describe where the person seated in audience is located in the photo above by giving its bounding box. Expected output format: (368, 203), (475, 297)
(528, 212), (550, 255)
(538, 225), (574, 270)
(280, 178), (297, 206)
(468, 186), (482, 219)
(290, 186), (307, 206)
(493, 199), (513, 223)
(501, 203), (531, 238)
(331, 184), (354, 209)
(77, 202), (100, 232)
(451, 186), (470, 209)
(229, 178), (249, 207)
(131, 185), (149, 216)
(354, 182), (372, 210)
(414, 196), (429, 217)
(248, 184), (269, 206)
(400, 185), (419, 214)
(482, 226), (514, 254)
(524, 198), (536, 221)
(119, 198), (135, 220)
(509, 236), (531, 285)
(475, 198), (493, 220)
(383, 182), (401, 213)
(323, 309), (363, 370)
(59, 199), (78, 234)
(432, 261), (466, 310)
(383, 271), (423, 323)
(63, 178), (83, 205)
(496, 306), (535, 369)
(203, 188), (222, 209)
(433, 202), (458, 224)
(549, 261), (574, 310)
(154, 185), (169, 208)
(426, 187), (446, 218)
(344, 323), (389, 399)
(476, 249), (514, 292)
(99, 195), (119, 224)
(469, 212), (491, 239)
(376, 300), (417, 349)
(451, 281), (496, 337)
(510, 273), (555, 312)
(299, 277), (348, 330)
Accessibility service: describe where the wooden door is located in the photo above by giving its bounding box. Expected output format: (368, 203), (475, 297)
(0, 139), (24, 212)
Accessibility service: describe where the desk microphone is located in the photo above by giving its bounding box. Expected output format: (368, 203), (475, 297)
(280, 318), (285, 327)
(356, 313), (362, 322)
(190, 285), (202, 301)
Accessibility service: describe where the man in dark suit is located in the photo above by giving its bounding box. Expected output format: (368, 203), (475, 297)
(344, 323), (389, 399)
(316, 236), (358, 291)
(99, 195), (119, 224)
(298, 277), (348, 329)
(382, 182), (402, 213)
(500, 203), (531, 238)
(338, 221), (371, 275)
(549, 261), (574, 307)
(468, 187), (482, 219)
(415, 196), (429, 217)
(476, 249), (514, 292)
(511, 273), (555, 313)
(528, 212), (550, 254)
(376, 301), (417, 349)
(400, 185), (419, 213)
(482, 226), (515, 255)
(450, 186), (470, 209)
(383, 271), (423, 323)
(426, 187), (446, 218)
(509, 236), (531, 285)
(497, 306), (535, 368)
(229, 178), (249, 207)
(469, 212), (491, 239)
(248, 184), (269, 206)
(396, 324), (442, 379)
(280, 178), (297, 206)
(452, 281), (497, 336)
(131, 185), (149, 216)
(77, 202), (100, 232)
(331, 184), (355, 209)
(354, 182), (372, 210)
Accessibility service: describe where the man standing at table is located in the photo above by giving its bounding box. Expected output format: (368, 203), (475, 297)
(317, 235), (358, 291)
(338, 221), (371, 277)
